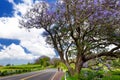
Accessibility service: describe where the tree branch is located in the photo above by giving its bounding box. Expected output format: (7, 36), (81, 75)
(65, 41), (73, 64)
(85, 51), (120, 62)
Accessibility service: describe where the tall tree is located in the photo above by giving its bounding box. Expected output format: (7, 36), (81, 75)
(20, 0), (120, 76)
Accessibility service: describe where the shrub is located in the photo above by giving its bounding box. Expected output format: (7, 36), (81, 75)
(1, 70), (8, 76)
(0, 71), (2, 76)
(102, 75), (120, 80)
(0, 64), (43, 76)
(111, 71), (120, 75)
(6, 70), (13, 75)
(65, 69), (104, 80)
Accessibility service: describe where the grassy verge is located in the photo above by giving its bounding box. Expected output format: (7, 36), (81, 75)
(62, 68), (120, 80)
(0, 64), (44, 77)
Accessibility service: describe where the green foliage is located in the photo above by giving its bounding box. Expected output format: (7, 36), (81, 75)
(1, 70), (8, 76)
(58, 62), (68, 71)
(4, 64), (42, 70)
(102, 70), (120, 80)
(102, 75), (120, 80)
(112, 59), (120, 68)
(6, 64), (11, 66)
(0, 69), (32, 76)
(0, 64), (43, 76)
(66, 74), (79, 80)
(64, 68), (120, 80)
(78, 69), (104, 80)
(111, 70), (120, 75)
(34, 56), (50, 67)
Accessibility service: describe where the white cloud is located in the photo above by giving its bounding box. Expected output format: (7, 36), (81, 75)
(0, 17), (56, 58)
(8, 0), (14, 4)
(8, 0), (33, 16)
(0, 44), (35, 60)
(21, 40), (55, 57)
(0, 0), (56, 65)
(0, 17), (19, 38)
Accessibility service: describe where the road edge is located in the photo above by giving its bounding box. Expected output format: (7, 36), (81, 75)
(50, 71), (58, 80)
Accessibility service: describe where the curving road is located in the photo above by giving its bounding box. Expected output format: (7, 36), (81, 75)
(0, 69), (57, 80)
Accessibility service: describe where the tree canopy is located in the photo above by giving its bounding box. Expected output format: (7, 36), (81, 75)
(20, 0), (120, 76)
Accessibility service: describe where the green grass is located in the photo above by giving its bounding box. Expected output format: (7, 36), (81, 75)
(102, 75), (120, 80)
(102, 69), (120, 80)
(63, 68), (120, 80)
(3, 64), (42, 70)
(0, 64), (44, 76)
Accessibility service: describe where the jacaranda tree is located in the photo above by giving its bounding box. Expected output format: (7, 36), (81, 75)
(20, 0), (120, 76)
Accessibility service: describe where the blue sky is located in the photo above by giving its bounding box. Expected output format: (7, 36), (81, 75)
(0, 0), (55, 17)
(0, 38), (20, 46)
(0, 38), (20, 51)
(0, 0), (14, 17)
(0, 0), (56, 65)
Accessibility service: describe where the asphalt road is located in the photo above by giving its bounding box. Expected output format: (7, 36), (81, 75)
(0, 69), (57, 80)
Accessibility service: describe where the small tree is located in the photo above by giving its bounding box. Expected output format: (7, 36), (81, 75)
(20, 0), (120, 76)
(35, 55), (50, 67)
(6, 64), (11, 66)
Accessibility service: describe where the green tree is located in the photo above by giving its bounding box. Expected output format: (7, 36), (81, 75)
(6, 64), (11, 66)
(20, 0), (120, 77)
(35, 55), (50, 67)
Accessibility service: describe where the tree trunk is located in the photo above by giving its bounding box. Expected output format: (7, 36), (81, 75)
(73, 60), (84, 80)
(67, 66), (75, 76)
(65, 62), (75, 76)
(62, 60), (84, 80)
(75, 60), (84, 74)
